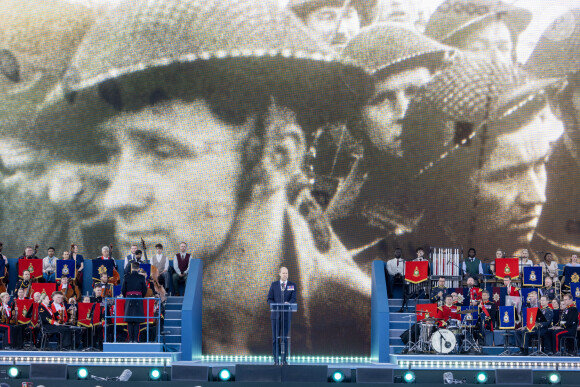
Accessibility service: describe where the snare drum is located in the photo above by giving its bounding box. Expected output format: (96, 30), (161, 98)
(419, 321), (436, 342)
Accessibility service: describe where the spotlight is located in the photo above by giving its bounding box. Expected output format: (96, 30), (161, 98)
(218, 368), (232, 381)
(548, 372), (561, 384)
(403, 371), (415, 383)
(475, 372), (488, 384)
(149, 368), (162, 381)
(77, 367), (89, 380)
(331, 370), (345, 383)
(7, 366), (19, 379)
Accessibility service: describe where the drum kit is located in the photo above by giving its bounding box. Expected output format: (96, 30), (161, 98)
(403, 309), (483, 354)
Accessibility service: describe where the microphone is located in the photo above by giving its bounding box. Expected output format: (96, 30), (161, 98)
(119, 369), (132, 381)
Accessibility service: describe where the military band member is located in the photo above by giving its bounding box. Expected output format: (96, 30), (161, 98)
(503, 276), (522, 314)
(0, 292), (23, 349)
(95, 273), (114, 298)
(438, 294), (461, 328)
(15, 288), (27, 301)
(466, 276), (482, 306)
(24, 292), (42, 348)
(430, 276), (448, 306)
(545, 293), (578, 355)
(13, 270), (32, 298)
(90, 286), (105, 304)
(58, 275), (80, 302)
(515, 295), (553, 356)
(539, 277), (557, 301)
(400, 247), (429, 311)
(479, 290), (496, 330)
(124, 249), (146, 274)
(39, 293), (76, 350)
(96, 246), (117, 269)
(122, 262), (148, 343)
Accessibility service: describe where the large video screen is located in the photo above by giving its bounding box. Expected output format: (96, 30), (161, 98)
(2, 0), (579, 356)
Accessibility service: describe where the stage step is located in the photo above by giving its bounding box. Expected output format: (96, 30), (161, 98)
(164, 296), (183, 350)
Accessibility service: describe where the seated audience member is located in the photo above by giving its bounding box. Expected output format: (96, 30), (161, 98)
(42, 247), (57, 283)
(565, 253), (580, 267)
(539, 252), (559, 283)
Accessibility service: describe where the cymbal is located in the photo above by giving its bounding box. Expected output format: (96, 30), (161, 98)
(421, 317), (443, 323)
(458, 309), (478, 314)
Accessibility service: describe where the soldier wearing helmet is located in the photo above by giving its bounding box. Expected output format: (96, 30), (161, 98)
(425, 0), (532, 64)
(289, 0), (377, 50)
(30, 0), (374, 355)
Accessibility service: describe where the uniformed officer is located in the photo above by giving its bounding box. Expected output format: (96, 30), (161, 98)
(515, 295), (553, 356)
(539, 276), (557, 301)
(431, 276), (448, 306)
(122, 261), (148, 343)
(545, 293), (578, 355)
(13, 270), (32, 298)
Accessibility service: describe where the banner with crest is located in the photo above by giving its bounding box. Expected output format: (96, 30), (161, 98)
(499, 305), (515, 329)
(563, 266), (580, 289)
(495, 258), (519, 279)
(139, 263), (151, 281)
(415, 303), (438, 321)
(15, 299), (33, 324)
(525, 307), (538, 332)
(522, 266), (543, 287)
(77, 302), (95, 327)
(92, 259), (115, 281)
(31, 283), (57, 298)
(404, 261), (428, 284)
(18, 259), (42, 279)
(56, 259), (76, 280)
(570, 283), (580, 305)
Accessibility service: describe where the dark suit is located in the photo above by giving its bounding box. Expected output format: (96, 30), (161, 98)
(122, 270), (148, 342)
(267, 280), (296, 363)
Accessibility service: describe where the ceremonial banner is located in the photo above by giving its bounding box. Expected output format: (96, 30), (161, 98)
(469, 287), (482, 303)
(15, 299), (33, 324)
(499, 305), (515, 329)
(562, 266), (580, 289)
(404, 261), (428, 284)
(570, 283), (580, 305)
(93, 303), (102, 326)
(31, 283), (56, 298)
(114, 284), (123, 297)
(143, 298), (156, 324)
(526, 307), (538, 332)
(56, 259), (76, 280)
(495, 258), (519, 279)
(77, 302), (95, 327)
(18, 259), (42, 280)
(92, 259), (114, 281)
(139, 263), (151, 280)
(111, 299), (127, 325)
(452, 287), (470, 306)
(416, 303), (438, 321)
(460, 306), (478, 326)
(522, 266), (543, 287)
(491, 287), (505, 308)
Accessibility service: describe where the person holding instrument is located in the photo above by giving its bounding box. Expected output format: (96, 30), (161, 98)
(267, 267), (296, 365)
(515, 294), (552, 356)
(122, 261), (148, 343)
(58, 274), (80, 302)
(70, 244), (85, 287)
(545, 293), (578, 355)
(0, 292), (23, 349)
(13, 270), (32, 298)
(39, 292), (75, 350)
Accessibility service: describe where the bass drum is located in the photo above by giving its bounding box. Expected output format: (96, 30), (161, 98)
(431, 329), (457, 354)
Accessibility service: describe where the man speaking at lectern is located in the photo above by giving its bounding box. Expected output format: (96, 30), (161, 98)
(268, 267), (297, 365)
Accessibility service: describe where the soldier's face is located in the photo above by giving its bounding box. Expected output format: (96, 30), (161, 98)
(445, 106), (563, 249)
(23, 271), (30, 280)
(455, 20), (513, 64)
(17, 289), (24, 298)
(540, 297), (548, 307)
(53, 294), (63, 304)
(482, 292), (489, 301)
(25, 248), (33, 256)
(304, 6), (360, 50)
(33, 293), (40, 302)
(467, 278), (474, 287)
(438, 278), (445, 287)
(279, 268), (289, 282)
(545, 277), (552, 287)
(101, 99), (254, 260)
(503, 278), (510, 286)
(94, 288), (102, 296)
(363, 67), (431, 156)
(380, 0), (416, 24)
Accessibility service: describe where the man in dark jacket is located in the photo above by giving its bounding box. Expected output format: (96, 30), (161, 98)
(122, 262), (147, 343)
(267, 267), (297, 365)
(545, 293), (578, 355)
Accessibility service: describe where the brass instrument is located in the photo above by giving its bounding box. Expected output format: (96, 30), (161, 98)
(9, 306), (16, 325)
(68, 299), (77, 325)
(0, 305), (7, 324)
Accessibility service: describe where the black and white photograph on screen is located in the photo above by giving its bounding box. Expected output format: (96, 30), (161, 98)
(2, 0), (580, 358)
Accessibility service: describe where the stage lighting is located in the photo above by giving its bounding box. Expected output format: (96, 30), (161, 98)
(475, 372), (488, 384)
(149, 368), (162, 381)
(548, 372), (561, 384)
(331, 370), (345, 383)
(403, 371), (415, 383)
(7, 366), (19, 378)
(77, 367), (89, 380)
(218, 368), (232, 381)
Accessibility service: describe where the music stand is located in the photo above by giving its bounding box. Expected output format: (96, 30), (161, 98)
(529, 309), (548, 356)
